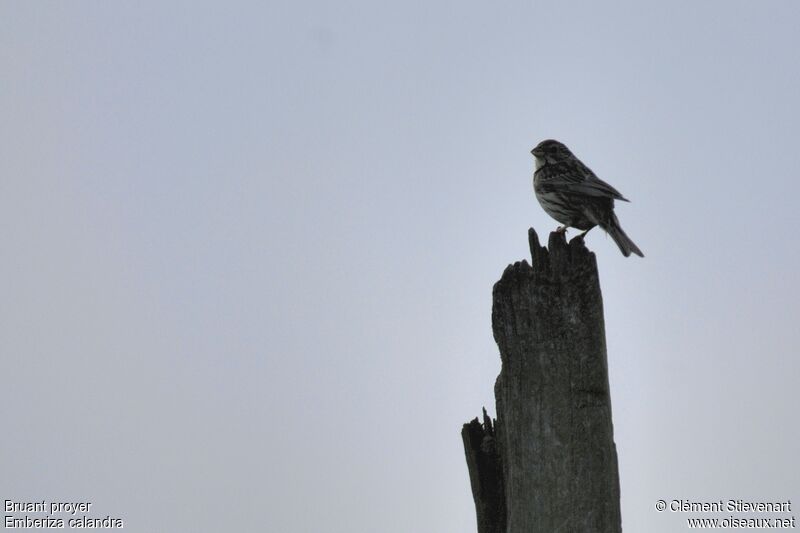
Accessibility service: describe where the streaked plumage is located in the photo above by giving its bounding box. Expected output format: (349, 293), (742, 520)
(532, 139), (643, 257)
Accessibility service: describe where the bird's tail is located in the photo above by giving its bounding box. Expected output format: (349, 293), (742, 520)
(603, 214), (644, 258)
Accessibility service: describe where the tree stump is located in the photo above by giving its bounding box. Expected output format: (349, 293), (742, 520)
(463, 228), (622, 533)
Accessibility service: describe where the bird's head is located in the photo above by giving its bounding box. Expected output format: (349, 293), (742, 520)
(531, 139), (574, 168)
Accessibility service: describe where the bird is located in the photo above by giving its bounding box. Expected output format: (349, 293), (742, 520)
(531, 139), (643, 257)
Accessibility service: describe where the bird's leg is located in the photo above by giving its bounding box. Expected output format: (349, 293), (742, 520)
(578, 226), (594, 239)
(555, 226), (568, 234)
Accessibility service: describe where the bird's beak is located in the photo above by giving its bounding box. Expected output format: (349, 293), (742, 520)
(531, 148), (543, 157)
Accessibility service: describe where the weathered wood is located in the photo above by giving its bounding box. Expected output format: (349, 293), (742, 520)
(464, 228), (622, 533)
(461, 408), (506, 533)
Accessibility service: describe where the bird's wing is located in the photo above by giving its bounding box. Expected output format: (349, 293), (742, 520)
(563, 178), (630, 202)
(537, 162), (629, 201)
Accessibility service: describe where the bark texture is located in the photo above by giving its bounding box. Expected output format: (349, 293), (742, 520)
(463, 228), (621, 533)
(462, 408), (506, 533)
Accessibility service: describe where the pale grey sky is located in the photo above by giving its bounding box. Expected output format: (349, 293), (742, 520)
(2, 1), (798, 532)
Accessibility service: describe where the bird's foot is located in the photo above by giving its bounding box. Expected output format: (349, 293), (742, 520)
(578, 227), (594, 240)
(555, 226), (568, 235)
